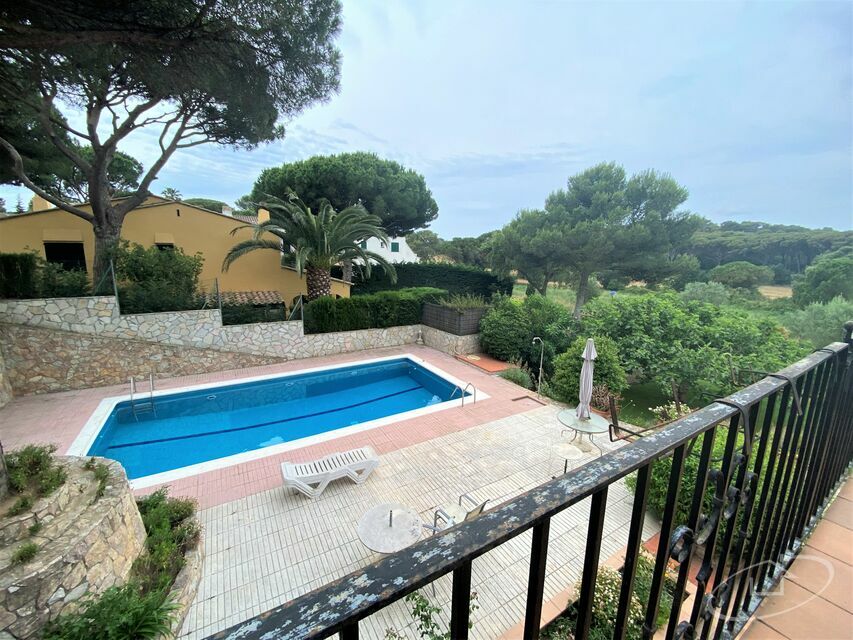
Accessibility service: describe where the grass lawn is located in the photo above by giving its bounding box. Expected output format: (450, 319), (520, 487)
(512, 283), (576, 309)
(619, 382), (669, 428)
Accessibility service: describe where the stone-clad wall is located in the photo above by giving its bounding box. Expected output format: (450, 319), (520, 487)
(0, 324), (284, 395)
(0, 345), (12, 409)
(0, 459), (146, 639)
(0, 297), (480, 395)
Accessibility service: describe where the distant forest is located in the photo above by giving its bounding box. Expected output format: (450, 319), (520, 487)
(687, 221), (852, 282)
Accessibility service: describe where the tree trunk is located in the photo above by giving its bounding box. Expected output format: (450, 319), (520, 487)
(573, 270), (590, 318)
(341, 259), (353, 283)
(92, 222), (121, 292)
(306, 265), (332, 300)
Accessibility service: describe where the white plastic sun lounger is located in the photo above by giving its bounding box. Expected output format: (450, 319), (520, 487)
(281, 446), (379, 498)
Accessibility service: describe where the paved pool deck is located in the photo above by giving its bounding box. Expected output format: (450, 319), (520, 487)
(0, 345), (543, 509)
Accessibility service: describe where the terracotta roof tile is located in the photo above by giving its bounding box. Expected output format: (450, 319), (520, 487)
(212, 290), (285, 306)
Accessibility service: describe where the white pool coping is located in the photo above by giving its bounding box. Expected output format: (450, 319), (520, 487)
(67, 353), (490, 489)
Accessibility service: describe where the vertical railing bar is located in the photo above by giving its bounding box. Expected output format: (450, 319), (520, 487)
(711, 402), (767, 640)
(522, 519), (551, 640)
(615, 464), (652, 640)
(339, 622), (358, 640)
(758, 368), (816, 589)
(775, 362), (827, 560)
(644, 445), (687, 639)
(729, 388), (786, 621)
(747, 373), (806, 597)
(687, 414), (742, 635)
(449, 561), (472, 640)
(824, 358), (853, 495)
(805, 353), (848, 521)
(665, 429), (717, 640)
(795, 356), (839, 534)
(574, 488), (609, 640)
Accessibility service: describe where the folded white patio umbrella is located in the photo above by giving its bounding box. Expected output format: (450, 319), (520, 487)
(575, 338), (598, 420)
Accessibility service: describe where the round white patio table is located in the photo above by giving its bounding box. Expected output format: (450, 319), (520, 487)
(553, 441), (584, 475)
(357, 502), (422, 554)
(557, 409), (610, 457)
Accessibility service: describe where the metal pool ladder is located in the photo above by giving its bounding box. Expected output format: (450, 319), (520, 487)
(450, 382), (477, 407)
(129, 373), (156, 417)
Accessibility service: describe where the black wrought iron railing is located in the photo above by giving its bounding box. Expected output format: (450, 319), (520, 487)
(209, 323), (853, 640)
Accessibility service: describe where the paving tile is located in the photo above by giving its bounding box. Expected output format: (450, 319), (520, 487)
(806, 519), (853, 566)
(740, 620), (790, 640)
(824, 497), (853, 531)
(786, 547), (853, 614)
(755, 579), (853, 640)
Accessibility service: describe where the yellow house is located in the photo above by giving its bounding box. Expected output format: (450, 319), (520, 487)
(0, 195), (350, 304)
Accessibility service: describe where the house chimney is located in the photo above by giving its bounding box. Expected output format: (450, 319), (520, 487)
(221, 205), (233, 216)
(31, 195), (52, 211)
(258, 208), (270, 223)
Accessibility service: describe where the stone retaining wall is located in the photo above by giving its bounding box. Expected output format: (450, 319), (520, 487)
(0, 346), (11, 409)
(0, 324), (285, 395)
(0, 297), (480, 395)
(0, 459), (146, 639)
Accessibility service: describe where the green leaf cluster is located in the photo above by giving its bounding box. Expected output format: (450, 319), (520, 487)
(114, 241), (204, 313)
(550, 336), (628, 404)
(303, 287), (446, 334)
(708, 261), (774, 290)
(252, 152), (438, 236)
(353, 262), (513, 298)
(791, 246), (853, 306)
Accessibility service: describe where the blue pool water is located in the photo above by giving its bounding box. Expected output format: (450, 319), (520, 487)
(88, 358), (466, 479)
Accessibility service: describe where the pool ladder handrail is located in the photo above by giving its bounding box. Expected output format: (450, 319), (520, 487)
(129, 373), (156, 417)
(450, 382), (477, 407)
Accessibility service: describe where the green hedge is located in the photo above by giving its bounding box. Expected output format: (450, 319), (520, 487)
(0, 253), (39, 298)
(352, 262), (513, 297)
(304, 287), (446, 334)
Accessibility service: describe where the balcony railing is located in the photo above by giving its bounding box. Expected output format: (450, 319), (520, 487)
(209, 323), (853, 640)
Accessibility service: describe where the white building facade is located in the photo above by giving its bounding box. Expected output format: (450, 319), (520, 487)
(359, 236), (419, 263)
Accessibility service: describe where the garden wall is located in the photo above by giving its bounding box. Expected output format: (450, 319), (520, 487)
(0, 346), (12, 409)
(0, 296), (480, 395)
(0, 324), (284, 395)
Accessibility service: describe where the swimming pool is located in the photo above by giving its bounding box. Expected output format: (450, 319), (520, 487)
(70, 355), (480, 487)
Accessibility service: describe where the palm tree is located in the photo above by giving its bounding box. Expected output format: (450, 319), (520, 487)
(222, 192), (397, 300)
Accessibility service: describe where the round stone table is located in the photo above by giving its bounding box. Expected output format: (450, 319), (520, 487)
(553, 441), (584, 475)
(357, 502), (422, 554)
(557, 409), (610, 457)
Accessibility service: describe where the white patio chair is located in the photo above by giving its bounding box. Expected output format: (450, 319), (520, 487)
(424, 493), (488, 533)
(281, 446), (379, 499)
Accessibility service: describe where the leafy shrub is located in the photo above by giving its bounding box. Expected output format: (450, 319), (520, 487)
(0, 252), (39, 298)
(28, 521), (43, 536)
(221, 303), (287, 325)
(436, 293), (487, 310)
(114, 241), (204, 313)
(479, 296), (530, 362)
(580, 292), (808, 401)
(708, 261), (773, 290)
(498, 367), (533, 389)
(37, 263), (91, 297)
(6, 496), (33, 517)
(5, 444), (67, 497)
(11, 542), (39, 565)
(134, 489), (199, 593)
(353, 262), (513, 297)
(783, 296), (853, 348)
(651, 401), (694, 423)
(479, 294), (575, 373)
(541, 553), (675, 640)
(681, 281), (731, 306)
(304, 287), (445, 334)
(550, 336), (627, 405)
(42, 584), (177, 640)
(791, 246), (853, 306)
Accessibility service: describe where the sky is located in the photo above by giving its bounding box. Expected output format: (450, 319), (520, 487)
(2, 0), (851, 236)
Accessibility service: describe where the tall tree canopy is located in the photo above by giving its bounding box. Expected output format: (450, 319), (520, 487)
(792, 247), (853, 307)
(251, 152), (438, 236)
(493, 162), (700, 315)
(0, 0), (342, 280)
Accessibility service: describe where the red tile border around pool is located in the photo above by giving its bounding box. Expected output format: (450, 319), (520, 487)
(0, 345), (546, 509)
